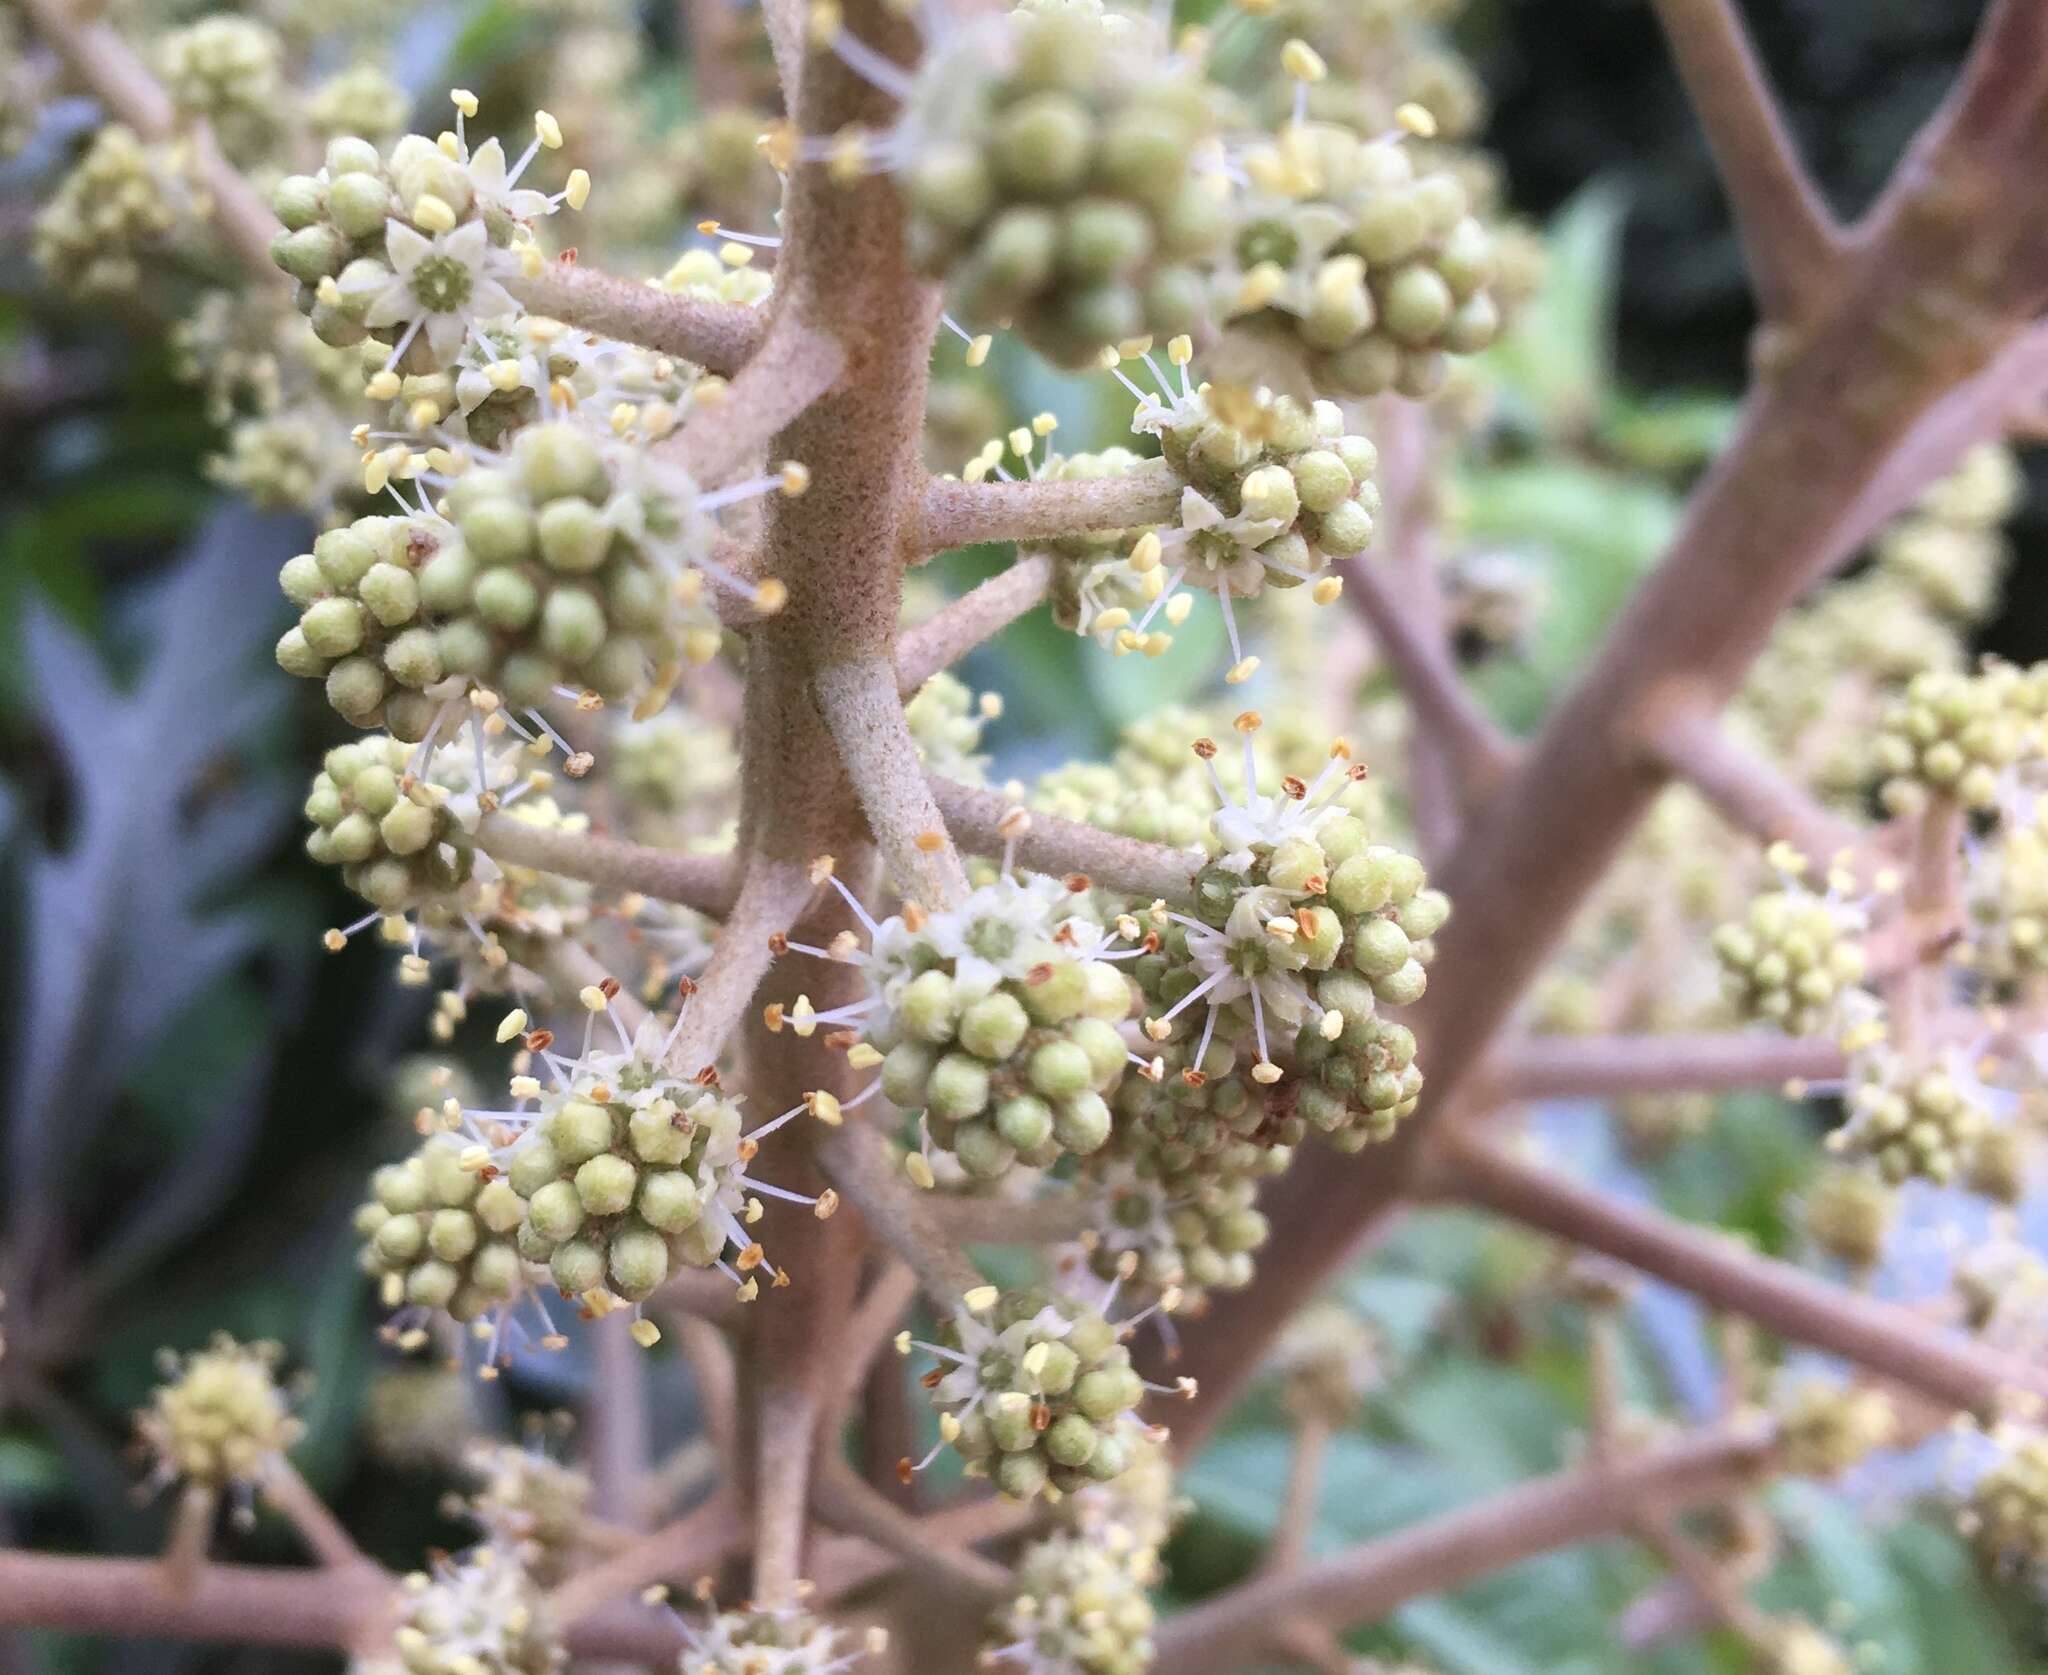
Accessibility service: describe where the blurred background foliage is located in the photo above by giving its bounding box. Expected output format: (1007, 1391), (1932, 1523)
(2, 1), (2046, 1670)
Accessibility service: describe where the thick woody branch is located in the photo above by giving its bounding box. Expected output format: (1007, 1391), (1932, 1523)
(1636, 692), (1859, 864)
(1649, 0), (1843, 321)
(1149, 1424), (1777, 1675)
(1485, 1032), (1844, 1101)
(509, 263), (768, 377)
(474, 813), (739, 917)
(896, 554), (1054, 695)
(661, 857), (819, 1075)
(1437, 1130), (2045, 1416)
(1161, 19), (2048, 1446)
(816, 657), (972, 906)
(17, 0), (285, 280)
(916, 461), (1181, 555)
(926, 776), (1199, 903)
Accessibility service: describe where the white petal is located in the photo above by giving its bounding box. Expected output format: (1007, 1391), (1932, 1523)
(1179, 486), (1223, 530)
(384, 219), (432, 273)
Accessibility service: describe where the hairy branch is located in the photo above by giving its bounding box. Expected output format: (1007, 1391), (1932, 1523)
(548, 1494), (745, 1626)
(1151, 1423), (1776, 1675)
(509, 262), (768, 377)
(811, 1461), (1012, 1599)
(818, 1121), (982, 1306)
(916, 461), (1181, 555)
(896, 554), (1054, 695)
(474, 813), (739, 918)
(1484, 1032), (1844, 1101)
(815, 656), (972, 907)
(1437, 1130), (2044, 1416)
(661, 857), (818, 1074)
(926, 776), (1198, 903)
(672, 317), (849, 487)
(1649, 0), (1843, 321)
(1636, 691), (1860, 864)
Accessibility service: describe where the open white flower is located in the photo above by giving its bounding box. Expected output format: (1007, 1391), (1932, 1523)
(365, 219), (519, 367)
(1157, 484), (1285, 598)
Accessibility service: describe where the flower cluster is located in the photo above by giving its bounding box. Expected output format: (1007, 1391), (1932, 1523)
(898, 2), (1229, 366)
(136, 1335), (302, 1494)
(913, 1286), (1151, 1501)
(355, 1135), (530, 1324)
(381, 1545), (562, 1675)
(985, 1532), (1158, 1675)
(1833, 1058), (1990, 1187)
(1712, 883), (1867, 1037)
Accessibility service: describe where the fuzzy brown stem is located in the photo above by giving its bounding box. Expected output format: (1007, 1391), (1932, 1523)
(818, 1122), (982, 1307)
(260, 1464), (366, 1571)
(509, 263), (768, 376)
(547, 1493), (745, 1625)
(1649, 0), (1843, 320)
(1485, 1032), (1844, 1100)
(896, 554), (1054, 695)
(671, 320), (848, 487)
(1439, 1129), (2043, 1416)
(925, 776), (1198, 902)
(474, 814), (739, 917)
(1637, 692), (1861, 864)
(812, 1462), (1011, 1599)
(916, 461), (1181, 554)
(1150, 1424), (1776, 1675)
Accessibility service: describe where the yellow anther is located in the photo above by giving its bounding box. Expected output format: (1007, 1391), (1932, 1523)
(965, 334), (993, 367)
(1280, 39), (1327, 83)
(963, 1285), (1001, 1313)
(451, 88), (479, 118)
(1226, 655), (1262, 685)
(753, 578), (789, 615)
(1311, 576), (1343, 606)
(1395, 101), (1438, 139)
(496, 1009), (529, 1043)
(1129, 530), (1163, 573)
(719, 241), (755, 268)
(780, 461), (812, 496)
(807, 0), (843, 43)
(1167, 334), (1194, 366)
(534, 110), (564, 149)
(564, 168), (591, 211)
(410, 193), (458, 233)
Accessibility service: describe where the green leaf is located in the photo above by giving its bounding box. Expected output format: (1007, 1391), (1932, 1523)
(1480, 183), (1629, 438)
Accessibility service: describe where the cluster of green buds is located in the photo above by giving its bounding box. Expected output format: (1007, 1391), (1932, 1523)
(1801, 1165), (1895, 1271)
(308, 64), (414, 147)
(208, 408), (362, 513)
(1712, 880), (1867, 1037)
(304, 735), (487, 916)
(1117, 369), (1379, 673)
(383, 1545), (562, 1675)
(136, 1335), (302, 1493)
(276, 425), (693, 726)
(1833, 1058), (1990, 1187)
(842, 870), (1135, 1183)
(1224, 119), (1498, 399)
(156, 16), (284, 166)
(1871, 662), (2042, 816)
(911, 1285), (1153, 1501)
(356, 1135), (529, 1324)
(895, 1), (1230, 367)
(1075, 1145), (1279, 1306)
(985, 1531), (1157, 1675)
(498, 1009), (794, 1309)
(33, 125), (181, 295)
(454, 1442), (592, 1587)
(270, 101), (584, 372)
(1962, 811), (2048, 991)
(1965, 1123), (2030, 1206)
(1962, 1429), (2048, 1577)
(1773, 1378), (1896, 1477)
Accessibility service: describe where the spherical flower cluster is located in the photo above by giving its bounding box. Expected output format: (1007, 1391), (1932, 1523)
(270, 111), (575, 372)
(1135, 379), (1380, 616)
(501, 1018), (772, 1303)
(1874, 443), (2021, 624)
(1773, 1378), (1896, 1477)
(304, 736), (482, 915)
(1870, 663), (2040, 815)
(905, 671), (998, 785)
(356, 1135), (529, 1323)
(1075, 1145), (1278, 1305)
(1711, 887), (1866, 1036)
(898, 2), (1229, 367)
(985, 1532), (1157, 1675)
(1965, 1123), (2031, 1206)
(455, 1442), (592, 1587)
(857, 873), (1135, 1181)
(1834, 1059), (1990, 1186)
(309, 65), (414, 147)
(34, 125), (180, 295)
(1963, 1430), (2048, 1577)
(917, 1286), (1148, 1501)
(137, 1335), (302, 1492)
(1269, 1301), (1379, 1426)
(1223, 124), (1499, 399)
(1962, 813), (2048, 991)
(156, 16), (284, 166)
(386, 1546), (562, 1675)
(1801, 1165), (1894, 1271)
(208, 408), (362, 513)
(276, 425), (694, 727)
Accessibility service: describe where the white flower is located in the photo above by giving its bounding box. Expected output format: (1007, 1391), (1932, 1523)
(1156, 484), (1284, 597)
(463, 136), (554, 226)
(365, 219), (519, 367)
